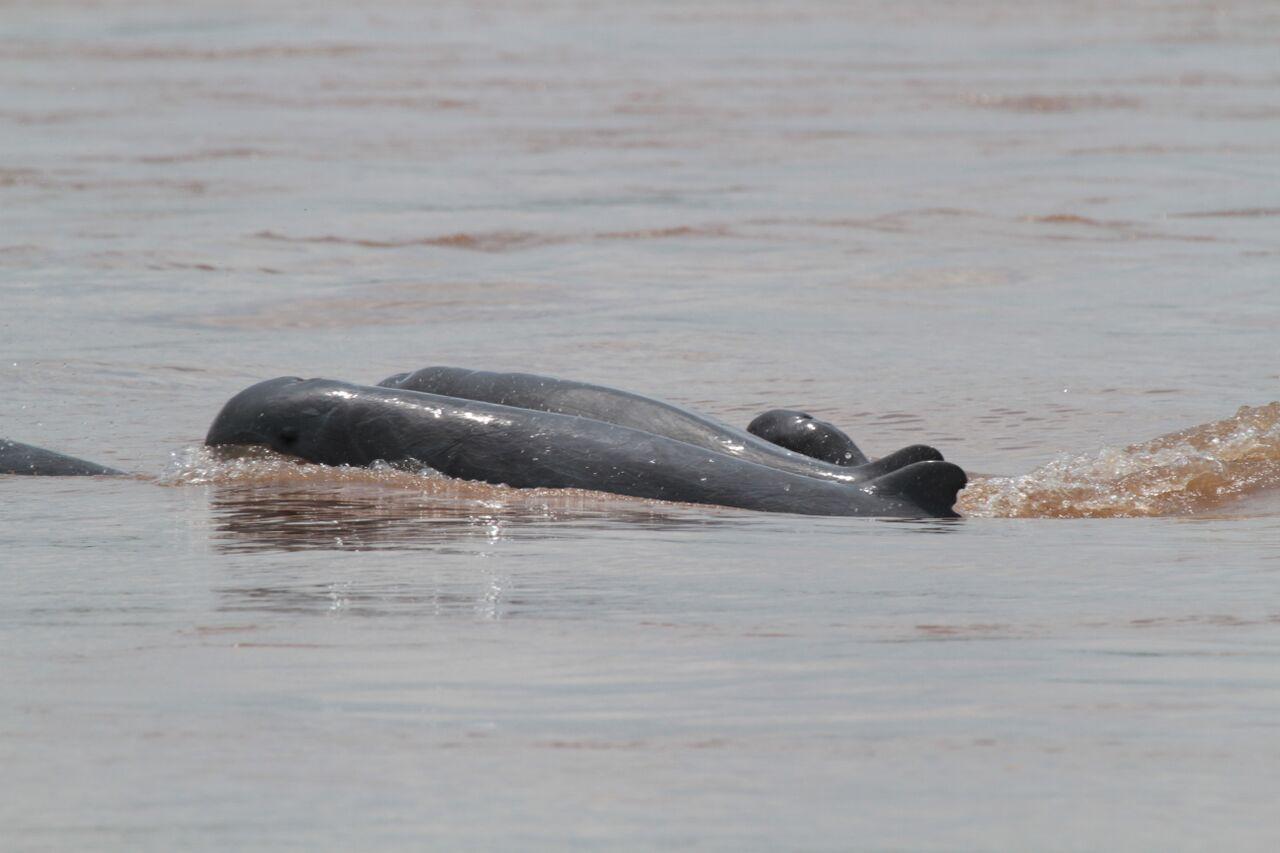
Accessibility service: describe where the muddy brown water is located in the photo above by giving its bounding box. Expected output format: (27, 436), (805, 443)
(4, 1), (1280, 849)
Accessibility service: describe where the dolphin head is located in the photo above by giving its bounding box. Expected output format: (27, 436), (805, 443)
(747, 409), (868, 467)
(204, 377), (339, 461)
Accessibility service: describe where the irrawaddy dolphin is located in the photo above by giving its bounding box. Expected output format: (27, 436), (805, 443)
(204, 377), (966, 518)
(4, 369), (966, 517)
(0, 438), (123, 476)
(378, 367), (898, 480)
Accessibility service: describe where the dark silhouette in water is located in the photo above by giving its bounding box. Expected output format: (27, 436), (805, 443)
(206, 377), (965, 518)
(0, 439), (123, 476)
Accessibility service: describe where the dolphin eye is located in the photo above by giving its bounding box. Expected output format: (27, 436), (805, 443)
(279, 426), (299, 445)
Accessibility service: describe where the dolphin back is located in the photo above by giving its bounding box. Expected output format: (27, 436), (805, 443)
(379, 366), (913, 483)
(0, 438), (124, 476)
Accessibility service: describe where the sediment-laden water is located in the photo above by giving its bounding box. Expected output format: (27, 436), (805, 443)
(4, 1), (1280, 849)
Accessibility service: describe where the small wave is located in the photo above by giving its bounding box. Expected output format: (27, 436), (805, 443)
(1171, 208), (1280, 219)
(1069, 143), (1273, 157)
(0, 168), (42, 186)
(253, 224), (735, 252)
(1026, 213), (1218, 244)
(597, 225), (731, 240)
(193, 280), (547, 329)
(1029, 214), (1121, 227)
(252, 229), (557, 252)
(0, 173), (211, 194)
(161, 445), (446, 488)
(137, 148), (266, 165)
(962, 93), (1140, 113)
(960, 402), (1280, 518)
(206, 92), (472, 111)
(0, 109), (119, 125)
(161, 445), (678, 509)
(161, 446), (716, 552)
(0, 43), (369, 63)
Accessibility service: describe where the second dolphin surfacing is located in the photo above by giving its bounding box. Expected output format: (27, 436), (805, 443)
(206, 377), (967, 518)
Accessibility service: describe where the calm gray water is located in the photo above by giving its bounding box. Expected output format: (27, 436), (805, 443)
(4, 1), (1280, 849)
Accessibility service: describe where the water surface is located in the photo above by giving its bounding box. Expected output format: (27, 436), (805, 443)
(4, 1), (1280, 849)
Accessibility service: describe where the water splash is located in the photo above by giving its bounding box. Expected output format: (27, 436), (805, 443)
(960, 402), (1280, 518)
(159, 444), (446, 488)
(161, 403), (1280, 521)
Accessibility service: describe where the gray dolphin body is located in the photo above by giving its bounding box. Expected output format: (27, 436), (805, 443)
(0, 438), (123, 476)
(379, 367), (915, 482)
(207, 377), (966, 518)
(746, 409), (868, 467)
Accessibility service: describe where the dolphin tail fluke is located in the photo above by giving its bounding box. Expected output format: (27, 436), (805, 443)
(866, 459), (968, 518)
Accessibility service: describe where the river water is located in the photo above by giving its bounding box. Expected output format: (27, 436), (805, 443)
(4, 1), (1280, 849)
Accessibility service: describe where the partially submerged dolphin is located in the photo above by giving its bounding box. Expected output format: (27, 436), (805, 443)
(205, 377), (966, 518)
(0, 439), (123, 476)
(379, 367), (896, 481)
(4, 370), (966, 517)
